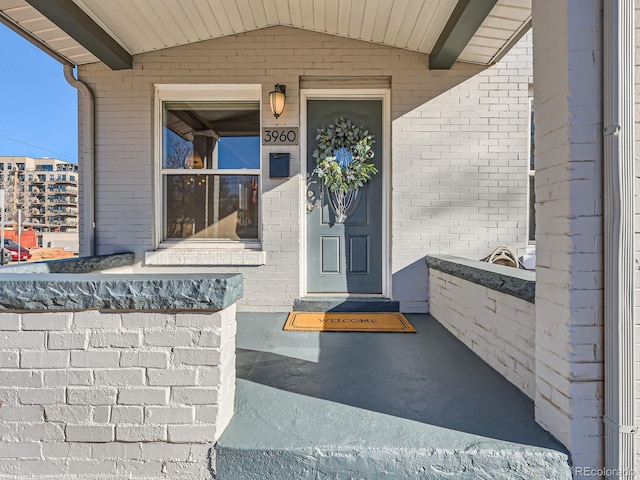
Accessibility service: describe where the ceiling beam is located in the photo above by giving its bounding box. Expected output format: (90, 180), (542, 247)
(429, 0), (498, 70)
(24, 0), (132, 70)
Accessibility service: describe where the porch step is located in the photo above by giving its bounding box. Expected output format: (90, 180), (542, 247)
(214, 313), (572, 480)
(293, 297), (399, 312)
(215, 380), (571, 480)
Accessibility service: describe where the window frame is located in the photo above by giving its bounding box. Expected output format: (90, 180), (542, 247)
(154, 84), (263, 249)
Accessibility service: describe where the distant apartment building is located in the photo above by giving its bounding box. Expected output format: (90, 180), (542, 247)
(0, 157), (78, 233)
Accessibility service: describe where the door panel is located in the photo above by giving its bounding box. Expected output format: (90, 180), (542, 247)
(306, 99), (383, 294)
(321, 236), (341, 274)
(349, 236), (369, 274)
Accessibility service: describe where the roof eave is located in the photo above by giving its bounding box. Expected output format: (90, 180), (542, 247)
(24, 0), (132, 70)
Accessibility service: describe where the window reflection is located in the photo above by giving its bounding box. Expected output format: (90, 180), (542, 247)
(166, 174), (258, 240)
(161, 100), (260, 241)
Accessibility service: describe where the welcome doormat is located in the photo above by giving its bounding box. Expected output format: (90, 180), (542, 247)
(284, 312), (416, 333)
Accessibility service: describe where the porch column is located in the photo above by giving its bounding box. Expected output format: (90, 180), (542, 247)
(532, 0), (604, 473)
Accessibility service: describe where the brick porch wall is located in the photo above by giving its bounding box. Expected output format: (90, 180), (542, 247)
(429, 269), (535, 398)
(0, 306), (236, 479)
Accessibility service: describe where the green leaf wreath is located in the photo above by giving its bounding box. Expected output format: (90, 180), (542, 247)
(311, 117), (377, 193)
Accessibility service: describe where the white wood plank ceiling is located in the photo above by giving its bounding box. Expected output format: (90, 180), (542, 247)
(459, 0), (531, 64)
(0, 0), (531, 67)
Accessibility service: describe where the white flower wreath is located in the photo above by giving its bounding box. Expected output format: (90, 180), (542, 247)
(311, 117), (377, 222)
(311, 117), (377, 193)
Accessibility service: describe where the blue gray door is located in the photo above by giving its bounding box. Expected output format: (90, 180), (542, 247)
(306, 99), (383, 294)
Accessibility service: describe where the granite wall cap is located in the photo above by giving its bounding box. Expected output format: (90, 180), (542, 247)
(425, 254), (535, 303)
(0, 272), (243, 312)
(0, 252), (135, 274)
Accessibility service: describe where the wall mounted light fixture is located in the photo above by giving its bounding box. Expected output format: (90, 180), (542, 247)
(269, 84), (286, 119)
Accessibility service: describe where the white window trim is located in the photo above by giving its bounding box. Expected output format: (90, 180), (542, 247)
(150, 84), (264, 266)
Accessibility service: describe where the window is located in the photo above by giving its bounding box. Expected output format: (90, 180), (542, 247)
(527, 95), (536, 244)
(159, 92), (261, 243)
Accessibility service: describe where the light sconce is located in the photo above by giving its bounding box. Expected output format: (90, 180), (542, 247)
(269, 84), (286, 119)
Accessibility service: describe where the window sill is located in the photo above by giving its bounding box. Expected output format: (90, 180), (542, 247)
(145, 249), (266, 266)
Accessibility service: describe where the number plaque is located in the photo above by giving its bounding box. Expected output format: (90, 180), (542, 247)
(262, 127), (298, 146)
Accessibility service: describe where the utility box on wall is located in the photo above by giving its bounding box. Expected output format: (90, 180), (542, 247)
(269, 153), (290, 179)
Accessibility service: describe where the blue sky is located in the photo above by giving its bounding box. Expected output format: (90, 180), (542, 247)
(0, 24), (78, 163)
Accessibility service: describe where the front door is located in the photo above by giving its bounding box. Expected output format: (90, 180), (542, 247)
(306, 99), (383, 294)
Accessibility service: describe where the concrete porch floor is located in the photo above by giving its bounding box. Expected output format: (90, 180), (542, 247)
(214, 313), (572, 479)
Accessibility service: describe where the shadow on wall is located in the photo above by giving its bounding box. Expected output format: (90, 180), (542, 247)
(392, 258), (429, 312)
(391, 163), (527, 312)
(390, 64), (486, 121)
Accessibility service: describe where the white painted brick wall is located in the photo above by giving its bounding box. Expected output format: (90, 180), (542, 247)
(532, 0), (604, 476)
(393, 32), (533, 313)
(0, 305), (236, 479)
(429, 269), (536, 399)
(78, 25), (532, 313)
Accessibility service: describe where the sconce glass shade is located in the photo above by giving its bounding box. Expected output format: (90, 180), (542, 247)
(269, 84), (286, 119)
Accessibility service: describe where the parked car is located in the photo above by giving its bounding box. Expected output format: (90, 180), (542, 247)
(3, 239), (32, 261)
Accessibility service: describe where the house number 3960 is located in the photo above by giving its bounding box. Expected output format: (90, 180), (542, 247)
(262, 127), (298, 145)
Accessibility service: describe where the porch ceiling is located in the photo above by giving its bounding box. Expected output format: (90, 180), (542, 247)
(0, 0), (530, 69)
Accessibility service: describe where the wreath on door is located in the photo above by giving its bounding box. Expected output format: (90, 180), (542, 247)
(311, 117), (377, 223)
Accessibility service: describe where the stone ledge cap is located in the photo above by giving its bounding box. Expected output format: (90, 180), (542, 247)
(0, 272), (243, 312)
(425, 254), (535, 303)
(0, 252), (135, 274)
